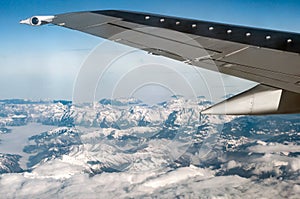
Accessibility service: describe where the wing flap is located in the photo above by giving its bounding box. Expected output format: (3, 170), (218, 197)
(222, 46), (300, 76)
(110, 28), (217, 60)
(83, 23), (129, 38)
(187, 57), (300, 96)
(186, 36), (248, 59)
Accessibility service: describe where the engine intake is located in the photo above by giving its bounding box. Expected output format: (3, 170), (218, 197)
(31, 17), (40, 25)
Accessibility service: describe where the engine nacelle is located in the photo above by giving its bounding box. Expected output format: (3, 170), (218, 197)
(20, 16), (55, 26)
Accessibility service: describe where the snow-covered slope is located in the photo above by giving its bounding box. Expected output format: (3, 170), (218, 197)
(0, 153), (22, 173)
(0, 98), (299, 198)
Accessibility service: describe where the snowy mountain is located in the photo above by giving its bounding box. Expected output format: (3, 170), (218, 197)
(0, 98), (299, 198)
(0, 153), (23, 174)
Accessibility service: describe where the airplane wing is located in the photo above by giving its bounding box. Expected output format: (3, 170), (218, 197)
(20, 10), (300, 115)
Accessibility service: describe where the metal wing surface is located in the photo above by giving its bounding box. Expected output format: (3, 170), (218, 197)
(22, 10), (300, 114)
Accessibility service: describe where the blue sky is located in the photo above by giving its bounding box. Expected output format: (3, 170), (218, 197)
(0, 0), (300, 100)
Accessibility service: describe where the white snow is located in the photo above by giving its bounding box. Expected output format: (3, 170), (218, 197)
(0, 98), (299, 198)
(141, 165), (213, 190)
(249, 143), (300, 153)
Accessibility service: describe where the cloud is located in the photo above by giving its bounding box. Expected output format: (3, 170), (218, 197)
(1, 148), (300, 199)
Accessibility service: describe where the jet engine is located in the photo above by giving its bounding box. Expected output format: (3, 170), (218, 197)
(20, 16), (55, 26)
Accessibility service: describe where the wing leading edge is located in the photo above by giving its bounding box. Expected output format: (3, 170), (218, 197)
(20, 10), (300, 115)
